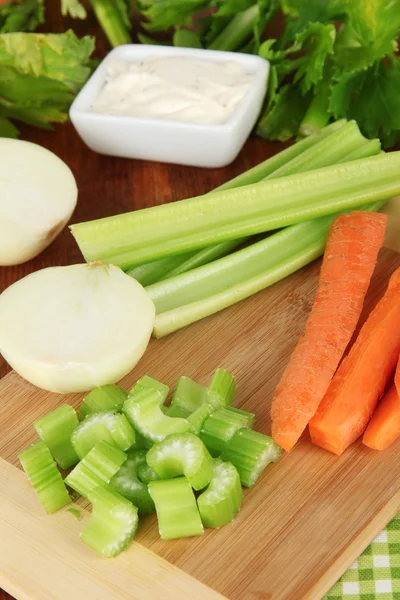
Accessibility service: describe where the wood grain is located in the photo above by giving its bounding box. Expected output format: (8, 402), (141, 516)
(1, 248), (400, 600)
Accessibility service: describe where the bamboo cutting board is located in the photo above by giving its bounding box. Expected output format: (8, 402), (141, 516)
(1, 247), (400, 600)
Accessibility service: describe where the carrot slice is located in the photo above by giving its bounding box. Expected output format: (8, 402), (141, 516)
(363, 385), (400, 450)
(271, 211), (387, 452)
(309, 266), (400, 455)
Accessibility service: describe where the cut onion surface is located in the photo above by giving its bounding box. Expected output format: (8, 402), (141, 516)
(0, 263), (155, 393)
(0, 139), (77, 266)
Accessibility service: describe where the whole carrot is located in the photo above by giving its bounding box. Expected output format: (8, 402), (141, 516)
(271, 211), (387, 452)
(309, 265), (400, 455)
(363, 385), (400, 451)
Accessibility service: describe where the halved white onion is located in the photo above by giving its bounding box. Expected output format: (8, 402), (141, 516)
(0, 263), (155, 393)
(0, 139), (77, 265)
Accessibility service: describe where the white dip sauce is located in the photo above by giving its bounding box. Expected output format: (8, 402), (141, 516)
(91, 56), (253, 125)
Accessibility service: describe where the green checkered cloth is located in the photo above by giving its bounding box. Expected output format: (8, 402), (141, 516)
(325, 514), (400, 599)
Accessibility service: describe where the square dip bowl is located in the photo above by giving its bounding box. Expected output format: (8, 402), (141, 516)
(70, 44), (269, 168)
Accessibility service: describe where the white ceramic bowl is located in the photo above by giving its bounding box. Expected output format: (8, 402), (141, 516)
(70, 45), (269, 168)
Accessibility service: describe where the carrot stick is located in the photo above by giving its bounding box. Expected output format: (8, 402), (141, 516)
(363, 385), (400, 450)
(271, 211), (387, 452)
(309, 265), (400, 455)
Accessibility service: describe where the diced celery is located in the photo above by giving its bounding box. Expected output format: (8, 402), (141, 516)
(19, 441), (70, 514)
(188, 404), (214, 435)
(170, 376), (208, 413)
(146, 432), (213, 491)
(197, 459), (243, 528)
(148, 478), (204, 540)
(80, 485), (138, 557)
(65, 441), (127, 499)
(200, 407), (255, 456)
(131, 375), (169, 402)
(221, 429), (281, 487)
(137, 462), (159, 484)
(123, 388), (190, 443)
(71, 411), (136, 459)
(207, 369), (236, 408)
(78, 385), (128, 420)
(110, 449), (155, 515)
(164, 404), (191, 418)
(34, 404), (79, 469)
(71, 153), (400, 269)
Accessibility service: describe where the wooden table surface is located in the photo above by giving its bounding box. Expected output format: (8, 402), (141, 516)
(1, 8), (400, 600)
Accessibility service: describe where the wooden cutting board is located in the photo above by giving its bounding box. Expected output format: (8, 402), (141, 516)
(1, 247), (400, 600)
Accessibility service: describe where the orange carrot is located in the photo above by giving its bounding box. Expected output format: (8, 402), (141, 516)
(363, 385), (400, 450)
(271, 211), (387, 452)
(309, 265), (400, 455)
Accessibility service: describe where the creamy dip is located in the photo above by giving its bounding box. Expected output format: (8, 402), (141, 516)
(91, 56), (253, 125)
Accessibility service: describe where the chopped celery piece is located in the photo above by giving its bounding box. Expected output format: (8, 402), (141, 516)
(81, 485), (138, 558)
(67, 508), (82, 520)
(137, 462), (159, 484)
(188, 404), (214, 435)
(148, 477), (204, 540)
(123, 388), (190, 443)
(34, 404), (79, 469)
(207, 369), (236, 408)
(71, 411), (136, 459)
(200, 407), (255, 456)
(78, 385), (128, 420)
(171, 376), (208, 413)
(65, 441), (127, 499)
(146, 432), (213, 490)
(19, 441), (70, 514)
(151, 199), (386, 337)
(164, 404), (191, 418)
(70, 152), (400, 269)
(197, 459), (243, 528)
(221, 429), (281, 488)
(131, 375), (169, 402)
(110, 449), (155, 515)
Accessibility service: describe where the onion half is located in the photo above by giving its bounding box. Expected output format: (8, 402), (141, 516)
(0, 263), (155, 393)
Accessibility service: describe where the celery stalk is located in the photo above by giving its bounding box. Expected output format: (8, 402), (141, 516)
(123, 388), (190, 443)
(131, 375), (169, 402)
(88, 0), (132, 48)
(78, 385), (128, 421)
(209, 5), (258, 52)
(34, 404), (79, 469)
(207, 368), (236, 408)
(148, 477), (204, 540)
(19, 441), (70, 513)
(151, 200), (385, 337)
(164, 404), (191, 418)
(146, 432), (214, 490)
(342, 139), (382, 161)
(188, 404), (214, 435)
(221, 429), (281, 488)
(65, 441), (127, 499)
(197, 459), (243, 528)
(110, 449), (155, 514)
(170, 376), (208, 413)
(137, 462), (159, 484)
(71, 411), (136, 459)
(127, 252), (195, 286)
(80, 485), (138, 557)
(71, 153), (400, 269)
(200, 407), (255, 456)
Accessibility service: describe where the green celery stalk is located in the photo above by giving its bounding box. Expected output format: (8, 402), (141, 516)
(126, 121), (346, 284)
(34, 404), (79, 469)
(146, 432), (214, 491)
(342, 139), (382, 161)
(137, 462), (159, 484)
(207, 368), (236, 408)
(221, 429), (281, 488)
(88, 0), (131, 47)
(109, 449), (155, 515)
(65, 441), (127, 499)
(170, 376), (208, 413)
(80, 485), (138, 557)
(131, 375), (169, 402)
(197, 459), (243, 528)
(200, 407), (255, 456)
(19, 441), (70, 513)
(78, 385), (128, 420)
(123, 388), (190, 443)
(209, 5), (258, 52)
(71, 153), (400, 269)
(164, 403), (191, 418)
(148, 477), (204, 540)
(151, 200), (385, 337)
(187, 404), (214, 435)
(71, 411), (136, 459)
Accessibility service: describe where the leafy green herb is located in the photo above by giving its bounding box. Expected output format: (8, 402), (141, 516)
(61, 0), (87, 19)
(0, 0), (44, 33)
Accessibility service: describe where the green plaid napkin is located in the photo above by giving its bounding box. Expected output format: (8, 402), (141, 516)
(325, 514), (400, 599)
